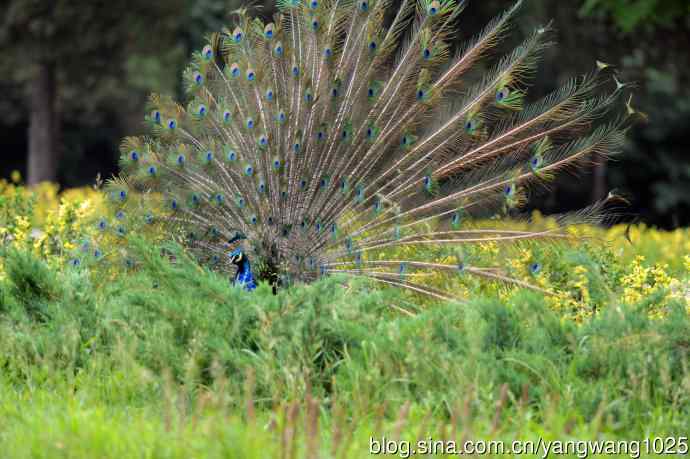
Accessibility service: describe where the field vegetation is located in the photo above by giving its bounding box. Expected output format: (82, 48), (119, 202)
(1, 179), (689, 457)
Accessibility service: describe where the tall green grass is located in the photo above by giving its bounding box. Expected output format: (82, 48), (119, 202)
(0, 241), (688, 457)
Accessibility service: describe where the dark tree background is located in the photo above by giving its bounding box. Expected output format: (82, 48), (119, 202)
(1, 0), (688, 227)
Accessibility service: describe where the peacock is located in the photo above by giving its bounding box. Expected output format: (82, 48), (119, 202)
(99, 0), (631, 300)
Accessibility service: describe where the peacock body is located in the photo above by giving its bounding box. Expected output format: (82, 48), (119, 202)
(102, 0), (629, 299)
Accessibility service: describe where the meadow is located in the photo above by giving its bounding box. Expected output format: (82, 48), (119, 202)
(1, 178), (689, 458)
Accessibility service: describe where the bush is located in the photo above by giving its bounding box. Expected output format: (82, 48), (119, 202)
(0, 184), (689, 456)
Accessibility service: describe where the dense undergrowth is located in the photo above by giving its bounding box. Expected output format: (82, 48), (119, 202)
(1, 179), (689, 457)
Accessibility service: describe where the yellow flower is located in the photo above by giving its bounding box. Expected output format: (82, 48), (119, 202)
(620, 255), (681, 318)
(10, 170), (22, 184)
(12, 215), (31, 246)
(568, 265), (591, 306)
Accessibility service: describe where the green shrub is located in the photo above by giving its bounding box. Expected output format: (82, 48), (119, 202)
(3, 168), (690, 456)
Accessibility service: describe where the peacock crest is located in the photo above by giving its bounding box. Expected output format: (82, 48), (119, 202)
(99, 0), (630, 300)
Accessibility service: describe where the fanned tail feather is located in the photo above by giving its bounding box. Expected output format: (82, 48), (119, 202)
(98, 0), (629, 301)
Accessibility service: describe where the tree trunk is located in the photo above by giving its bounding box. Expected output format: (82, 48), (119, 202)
(591, 159), (608, 203)
(27, 61), (58, 185)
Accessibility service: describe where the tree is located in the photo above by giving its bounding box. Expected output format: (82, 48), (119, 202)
(579, 0), (690, 225)
(0, 0), (184, 185)
(580, 0), (690, 32)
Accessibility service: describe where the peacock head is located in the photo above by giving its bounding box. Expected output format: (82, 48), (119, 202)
(228, 248), (245, 265)
(227, 233), (249, 265)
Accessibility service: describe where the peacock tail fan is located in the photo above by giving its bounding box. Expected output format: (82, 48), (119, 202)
(96, 0), (632, 301)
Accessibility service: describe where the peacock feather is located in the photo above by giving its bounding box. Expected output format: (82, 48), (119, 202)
(99, 0), (630, 300)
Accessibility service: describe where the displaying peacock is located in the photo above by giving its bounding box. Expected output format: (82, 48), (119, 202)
(99, 0), (631, 299)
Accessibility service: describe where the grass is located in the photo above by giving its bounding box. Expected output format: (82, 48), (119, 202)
(1, 180), (690, 457)
(1, 235), (689, 458)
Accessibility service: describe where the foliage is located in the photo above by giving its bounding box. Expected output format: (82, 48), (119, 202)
(0, 184), (689, 456)
(609, 57), (690, 227)
(580, 0), (690, 31)
(0, 0), (251, 184)
(0, 179), (102, 281)
(2, 181), (689, 314)
(2, 0), (690, 227)
(0, 245), (689, 456)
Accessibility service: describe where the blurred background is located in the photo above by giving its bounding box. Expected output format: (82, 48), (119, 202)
(1, 0), (688, 228)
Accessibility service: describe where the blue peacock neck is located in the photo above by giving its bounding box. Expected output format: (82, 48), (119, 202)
(234, 257), (251, 280)
(231, 250), (257, 291)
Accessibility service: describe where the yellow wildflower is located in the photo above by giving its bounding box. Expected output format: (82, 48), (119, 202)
(12, 215), (31, 246)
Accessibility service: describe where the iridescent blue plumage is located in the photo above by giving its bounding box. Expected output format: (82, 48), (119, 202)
(229, 248), (257, 291)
